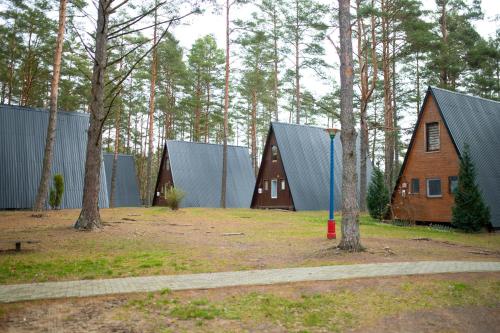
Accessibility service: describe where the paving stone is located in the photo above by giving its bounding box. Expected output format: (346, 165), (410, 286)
(0, 261), (499, 303)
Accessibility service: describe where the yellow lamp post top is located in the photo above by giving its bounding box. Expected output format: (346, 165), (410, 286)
(326, 128), (340, 138)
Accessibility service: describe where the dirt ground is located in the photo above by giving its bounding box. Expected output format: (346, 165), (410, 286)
(1, 273), (499, 333)
(1, 208), (500, 332)
(1, 208), (500, 284)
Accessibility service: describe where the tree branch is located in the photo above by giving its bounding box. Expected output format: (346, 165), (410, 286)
(68, 21), (96, 63)
(106, 38), (148, 68)
(108, 0), (168, 33)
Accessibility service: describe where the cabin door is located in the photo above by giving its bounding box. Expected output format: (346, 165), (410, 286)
(271, 179), (278, 199)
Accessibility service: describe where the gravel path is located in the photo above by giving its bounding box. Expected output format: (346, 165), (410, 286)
(1, 261), (499, 303)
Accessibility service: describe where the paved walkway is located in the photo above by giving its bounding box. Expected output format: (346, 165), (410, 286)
(1, 261), (500, 303)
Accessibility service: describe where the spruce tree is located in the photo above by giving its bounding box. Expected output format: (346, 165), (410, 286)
(452, 145), (490, 232)
(367, 168), (390, 220)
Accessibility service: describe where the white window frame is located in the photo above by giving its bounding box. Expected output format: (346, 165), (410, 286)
(426, 178), (442, 198)
(271, 179), (278, 199)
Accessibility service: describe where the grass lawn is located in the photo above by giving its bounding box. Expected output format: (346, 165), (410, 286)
(1, 208), (500, 332)
(0, 207), (499, 284)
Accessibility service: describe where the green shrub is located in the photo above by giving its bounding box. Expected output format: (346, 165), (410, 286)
(367, 168), (390, 220)
(48, 174), (64, 209)
(452, 145), (490, 232)
(164, 187), (185, 210)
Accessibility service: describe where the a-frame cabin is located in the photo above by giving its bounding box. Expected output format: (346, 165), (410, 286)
(0, 105), (109, 209)
(251, 122), (372, 211)
(152, 140), (255, 208)
(391, 86), (500, 229)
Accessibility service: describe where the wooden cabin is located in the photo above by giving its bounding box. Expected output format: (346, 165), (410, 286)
(251, 122), (372, 211)
(152, 140), (255, 208)
(391, 87), (500, 229)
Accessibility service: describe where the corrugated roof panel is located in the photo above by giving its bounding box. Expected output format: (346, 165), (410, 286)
(0, 105), (109, 209)
(165, 140), (255, 208)
(271, 122), (372, 211)
(103, 153), (142, 207)
(431, 87), (500, 228)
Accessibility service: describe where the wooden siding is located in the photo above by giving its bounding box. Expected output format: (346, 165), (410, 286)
(152, 146), (174, 206)
(392, 94), (460, 223)
(251, 129), (294, 210)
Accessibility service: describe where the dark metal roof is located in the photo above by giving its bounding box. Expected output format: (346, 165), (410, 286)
(270, 122), (372, 211)
(165, 140), (255, 208)
(0, 105), (109, 209)
(103, 153), (141, 207)
(430, 87), (500, 228)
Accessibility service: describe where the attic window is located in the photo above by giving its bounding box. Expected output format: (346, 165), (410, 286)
(426, 122), (440, 152)
(271, 145), (278, 162)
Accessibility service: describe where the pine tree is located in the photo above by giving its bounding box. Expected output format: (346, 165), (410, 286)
(451, 145), (490, 232)
(367, 168), (389, 220)
(338, 0), (362, 251)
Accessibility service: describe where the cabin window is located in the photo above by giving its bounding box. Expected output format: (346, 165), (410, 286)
(263, 180), (269, 191)
(427, 178), (442, 197)
(165, 158), (170, 171)
(449, 176), (458, 194)
(426, 122), (440, 152)
(271, 145), (278, 162)
(271, 179), (278, 199)
(281, 179), (286, 190)
(411, 178), (420, 194)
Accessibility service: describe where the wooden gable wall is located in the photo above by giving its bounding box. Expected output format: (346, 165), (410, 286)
(391, 93), (460, 223)
(152, 145), (174, 206)
(251, 127), (294, 210)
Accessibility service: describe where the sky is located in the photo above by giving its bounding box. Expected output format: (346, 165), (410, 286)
(172, 0), (500, 92)
(166, 0), (500, 144)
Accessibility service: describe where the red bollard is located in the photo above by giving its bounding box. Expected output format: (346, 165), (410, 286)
(327, 219), (336, 239)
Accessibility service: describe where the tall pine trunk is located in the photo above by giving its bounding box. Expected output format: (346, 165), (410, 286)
(251, 89), (257, 175)
(338, 0), (362, 251)
(382, 0), (394, 191)
(145, 5), (158, 207)
(294, 0), (301, 124)
(439, 0), (448, 87)
(220, 0), (230, 208)
(392, 31), (399, 175)
(205, 83), (210, 142)
(33, 0), (67, 211)
(110, 40), (125, 208)
(416, 52), (420, 114)
(356, 0), (377, 212)
(272, 6), (279, 122)
(74, 0), (110, 230)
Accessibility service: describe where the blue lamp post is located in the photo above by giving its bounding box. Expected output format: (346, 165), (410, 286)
(326, 128), (339, 239)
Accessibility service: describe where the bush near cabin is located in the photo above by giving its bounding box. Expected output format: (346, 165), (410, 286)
(49, 174), (64, 210)
(452, 146), (490, 232)
(164, 187), (185, 210)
